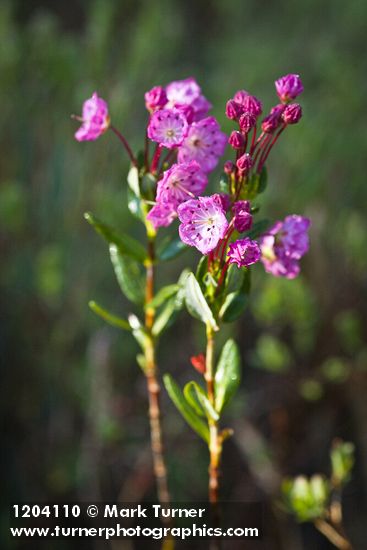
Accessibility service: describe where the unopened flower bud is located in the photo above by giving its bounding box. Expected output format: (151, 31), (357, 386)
(228, 130), (244, 149)
(275, 73), (304, 103)
(225, 99), (243, 120)
(239, 112), (257, 134)
(224, 160), (235, 174)
(282, 103), (302, 124)
(261, 113), (280, 134)
(236, 153), (253, 174)
(144, 86), (167, 112)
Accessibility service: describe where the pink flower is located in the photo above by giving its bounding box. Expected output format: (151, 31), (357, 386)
(178, 116), (227, 173)
(282, 103), (302, 124)
(144, 86), (168, 112)
(260, 215), (311, 278)
(232, 200), (253, 232)
(177, 195), (229, 255)
(227, 238), (261, 267)
(147, 108), (188, 148)
(275, 74), (304, 103)
(156, 162), (208, 208)
(74, 92), (110, 142)
(165, 77), (211, 121)
(146, 202), (177, 229)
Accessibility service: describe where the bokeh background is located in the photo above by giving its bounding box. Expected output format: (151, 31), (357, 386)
(2, 0), (367, 548)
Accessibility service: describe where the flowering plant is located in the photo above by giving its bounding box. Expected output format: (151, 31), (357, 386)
(73, 73), (311, 508)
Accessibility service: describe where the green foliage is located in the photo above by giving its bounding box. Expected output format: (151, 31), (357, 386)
(85, 212), (147, 263)
(157, 237), (188, 261)
(330, 440), (355, 486)
(163, 374), (210, 443)
(88, 300), (130, 330)
(298, 379), (324, 401)
(252, 334), (292, 372)
(214, 339), (241, 413)
(320, 357), (350, 384)
(184, 381), (219, 422)
(282, 475), (330, 522)
(152, 297), (180, 336)
(184, 272), (219, 331)
(219, 267), (251, 322)
(109, 245), (145, 305)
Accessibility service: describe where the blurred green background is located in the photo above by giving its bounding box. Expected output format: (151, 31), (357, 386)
(1, 0), (367, 548)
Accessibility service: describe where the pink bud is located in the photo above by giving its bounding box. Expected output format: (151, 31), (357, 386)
(239, 112), (257, 134)
(275, 74), (304, 103)
(225, 99), (243, 120)
(228, 130), (244, 149)
(282, 103), (302, 124)
(144, 86), (168, 112)
(261, 113), (280, 134)
(224, 160), (235, 174)
(236, 153), (253, 174)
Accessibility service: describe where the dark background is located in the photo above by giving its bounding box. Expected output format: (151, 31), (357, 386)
(1, 0), (367, 548)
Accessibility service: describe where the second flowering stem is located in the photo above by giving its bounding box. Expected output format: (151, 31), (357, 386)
(144, 235), (170, 506)
(205, 324), (222, 504)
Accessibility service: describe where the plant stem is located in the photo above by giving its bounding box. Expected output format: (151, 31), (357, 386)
(144, 236), (170, 505)
(110, 125), (138, 167)
(205, 324), (222, 504)
(314, 519), (353, 550)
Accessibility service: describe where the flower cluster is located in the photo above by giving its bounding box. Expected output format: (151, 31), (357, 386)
(145, 78), (227, 228)
(73, 73), (310, 280)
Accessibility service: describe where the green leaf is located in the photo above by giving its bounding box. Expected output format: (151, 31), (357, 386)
(157, 237), (188, 261)
(136, 353), (147, 372)
(110, 244), (145, 304)
(184, 381), (219, 422)
(219, 173), (229, 193)
(84, 212), (146, 263)
(152, 297), (179, 336)
(195, 256), (209, 289)
(88, 300), (131, 331)
(127, 165), (140, 197)
(128, 314), (150, 351)
(215, 339), (241, 413)
(184, 272), (218, 331)
(163, 374), (209, 442)
(146, 284), (180, 310)
(127, 187), (145, 222)
(220, 267), (251, 322)
(219, 291), (249, 322)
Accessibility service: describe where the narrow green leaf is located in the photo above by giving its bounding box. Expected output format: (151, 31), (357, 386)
(195, 256), (208, 289)
(84, 212), (146, 262)
(219, 291), (248, 322)
(157, 237), (188, 261)
(127, 187), (145, 222)
(127, 165), (140, 197)
(215, 339), (241, 413)
(184, 381), (219, 422)
(136, 354), (147, 372)
(185, 272), (218, 331)
(128, 314), (150, 351)
(88, 300), (131, 330)
(110, 244), (145, 304)
(225, 263), (245, 294)
(163, 374), (209, 443)
(146, 284), (179, 310)
(152, 298), (179, 336)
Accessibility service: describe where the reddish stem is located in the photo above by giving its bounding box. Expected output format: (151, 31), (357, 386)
(110, 126), (138, 167)
(150, 144), (163, 175)
(257, 124), (286, 173)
